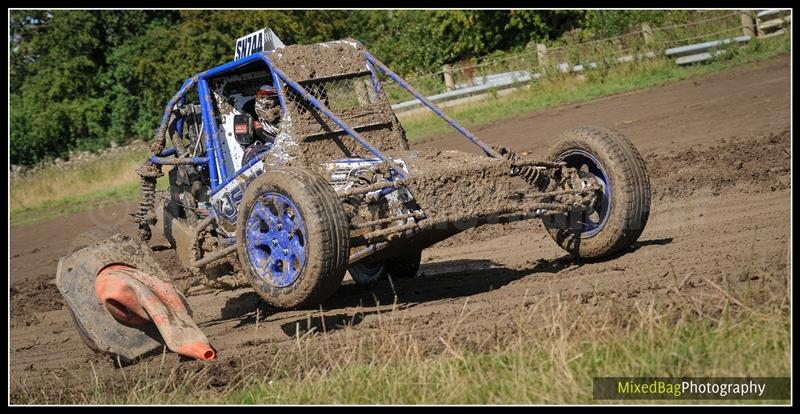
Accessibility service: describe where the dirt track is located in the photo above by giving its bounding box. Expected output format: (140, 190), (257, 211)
(9, 55), (791, 402)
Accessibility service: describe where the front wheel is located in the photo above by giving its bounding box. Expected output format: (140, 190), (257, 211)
(236, 168), (350, 309)
(541, 127), (651, 259)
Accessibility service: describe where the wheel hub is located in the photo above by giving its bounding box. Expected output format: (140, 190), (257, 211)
(556, 150), (612, 238)
(245, 192), (308, 287)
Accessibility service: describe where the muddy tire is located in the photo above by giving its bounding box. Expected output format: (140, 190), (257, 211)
(386, 250), (422, 279)
(348, 261), (388, 285)
(348, 248), (422, 284)
(68, 308), (99, 351)
(542, 127), (650, 259)
(236, 168), (350, 309)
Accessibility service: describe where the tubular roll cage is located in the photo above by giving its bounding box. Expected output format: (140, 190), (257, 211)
(148, 48), (507, 195)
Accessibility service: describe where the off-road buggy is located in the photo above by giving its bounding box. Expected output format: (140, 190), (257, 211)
(127, 35), (651, 310)
(60, 33), (650, 348)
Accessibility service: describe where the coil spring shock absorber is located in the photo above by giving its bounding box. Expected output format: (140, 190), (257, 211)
(135, 163), (164, 242)
(135, 106), (180, 242)
(493, 146), (550, 190)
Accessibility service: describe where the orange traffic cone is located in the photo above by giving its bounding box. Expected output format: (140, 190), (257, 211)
(95, 264), (215, 361)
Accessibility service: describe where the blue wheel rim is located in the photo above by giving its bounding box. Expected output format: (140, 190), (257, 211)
(558, 149), (611, 238)
(245, 192), (308, 287)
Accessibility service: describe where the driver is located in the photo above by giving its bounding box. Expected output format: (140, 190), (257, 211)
(253, 84), (281, 137)
(241, 84), (281, 164)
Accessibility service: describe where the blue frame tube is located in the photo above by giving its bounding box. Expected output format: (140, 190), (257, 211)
(265, 59), (288, 113)
(194, 53), (288, 190)
(271, 70), (287, 113)
(158, 147), (177, 157)
(197, 79), (221, 189)
(156, 78), (196, 140)
(271, 66), (408, 179)
(149, 155), (209, 165)
(200, 79), (229, 184)
(176, 95), (185, 149)
(210, 149), (270, 196)
(197, 53), (286, 110)
(198, 53), (265, 78)
(152, 54), (275, 192)
(364, 52), (504, 160)
(366, 60), (383, 96)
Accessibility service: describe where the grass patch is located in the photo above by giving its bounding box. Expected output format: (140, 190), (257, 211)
(10, 181), (142, 226)
(15, 271), (789, 404)
(221, 313), (788, 404)
(9, 145), (169, 226)
(399, 35), (790, 142)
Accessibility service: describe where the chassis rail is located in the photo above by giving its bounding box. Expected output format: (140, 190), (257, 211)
(352, 201), (573, 246)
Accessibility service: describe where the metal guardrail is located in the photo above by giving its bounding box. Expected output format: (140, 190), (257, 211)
(392, 50), (658, 111)
(390, 10), (790, 112)
(665, 35), (751, 57)
(757, 9), (784, 19)
(392, 72), (541, 111)
(756, 9), (791, 38)
(667, 35), (752, 65)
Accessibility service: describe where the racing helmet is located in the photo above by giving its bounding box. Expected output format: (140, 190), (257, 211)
(256, 84), (277, 100)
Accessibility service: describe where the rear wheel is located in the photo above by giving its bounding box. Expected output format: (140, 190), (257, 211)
(348, 261), (388, 285)
(348, 249), (422, 284)
(542, 127), (651, 259)
(236, 168), (350, 309)
(386, 250), (422, 279)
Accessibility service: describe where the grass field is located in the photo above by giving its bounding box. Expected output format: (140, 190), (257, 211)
(9, 35), (790, 226)
(26, 270), (788, 404)
(9, 145), (169, 225)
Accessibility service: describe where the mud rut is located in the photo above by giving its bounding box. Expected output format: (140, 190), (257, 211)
(9, 55), (790, 402)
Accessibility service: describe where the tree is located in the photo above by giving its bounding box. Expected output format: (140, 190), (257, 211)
(15, 9), (669, 165)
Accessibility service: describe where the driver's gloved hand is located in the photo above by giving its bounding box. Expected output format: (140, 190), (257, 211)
(241, 141), (271, 165)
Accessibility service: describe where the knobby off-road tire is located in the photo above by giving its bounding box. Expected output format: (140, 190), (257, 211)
(542, 127), (651, 259)
(236, 168), (350, 309)
(348, 261), (388, 285)
(386, 250), (422, 279)
(349, 249), (422, 285)
(67, 226), (135, 353)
